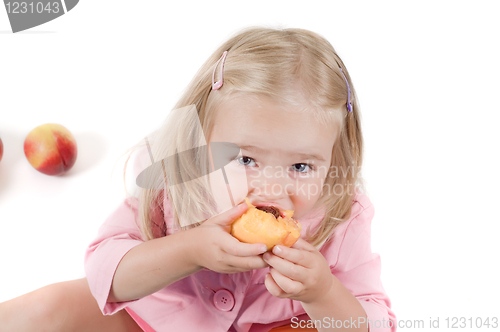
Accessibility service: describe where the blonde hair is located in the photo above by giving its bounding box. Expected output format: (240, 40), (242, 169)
(121, 26), (365, 250)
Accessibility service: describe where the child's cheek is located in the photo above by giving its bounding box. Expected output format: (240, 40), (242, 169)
(208, 163), (249, 213)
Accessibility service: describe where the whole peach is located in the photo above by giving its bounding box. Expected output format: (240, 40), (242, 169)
(24, 124), (77, 176)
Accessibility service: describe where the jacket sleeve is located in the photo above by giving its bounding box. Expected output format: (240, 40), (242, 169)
(84, 144), (163, 315)
(83, 196), (145, 315)
(330, 201), (397, 332)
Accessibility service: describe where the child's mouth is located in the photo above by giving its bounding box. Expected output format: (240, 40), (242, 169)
(255, 205), (283, 219)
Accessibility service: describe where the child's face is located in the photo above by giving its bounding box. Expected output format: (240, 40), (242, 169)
(208, 93), (339, 220)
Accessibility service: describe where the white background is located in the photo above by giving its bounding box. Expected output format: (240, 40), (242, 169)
(1, 0), (499, 330)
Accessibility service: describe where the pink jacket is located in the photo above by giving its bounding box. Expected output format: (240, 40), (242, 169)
(84, 191), (396, 332)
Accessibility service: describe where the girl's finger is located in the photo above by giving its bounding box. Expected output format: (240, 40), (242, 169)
(224, 252), (269, 270)
(263, 251), (308, 281)
(223, 237), (268, 257)
(264, 272), (284, 297)
(205, 201), (248, 227)
(271, 243), (313, 269)
(290, 238), (317, 252)
(269, 267), (303, 295)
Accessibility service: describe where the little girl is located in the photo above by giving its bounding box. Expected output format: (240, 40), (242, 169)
(0, 26), (396, 332)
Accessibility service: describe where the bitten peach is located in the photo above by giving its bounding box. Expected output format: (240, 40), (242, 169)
(231, 198), (302, 251)
(24, 123), (77, 176)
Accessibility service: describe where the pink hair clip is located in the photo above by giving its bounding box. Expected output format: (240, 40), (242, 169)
(340, 68), (353, 113)
(212, 51), (228, 90)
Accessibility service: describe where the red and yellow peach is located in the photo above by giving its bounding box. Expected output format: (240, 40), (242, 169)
(231, 198), (302, 251)
(24, 124), (77, 176)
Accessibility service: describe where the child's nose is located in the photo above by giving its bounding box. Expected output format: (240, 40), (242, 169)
(249, 168), (293, 199)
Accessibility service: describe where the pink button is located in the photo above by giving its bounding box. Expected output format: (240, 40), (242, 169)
(213, 289), (235, 311)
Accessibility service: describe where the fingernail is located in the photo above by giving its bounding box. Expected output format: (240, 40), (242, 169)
(260, 245), (268, 253)
(273, 245), (282, 255)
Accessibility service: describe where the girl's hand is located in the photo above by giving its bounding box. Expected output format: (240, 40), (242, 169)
(189, 202), (269, 274)
(262, 238), (335, 304)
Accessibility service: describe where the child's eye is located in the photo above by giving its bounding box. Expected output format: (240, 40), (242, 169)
(291, 163), (314, 173)
(236, 156), (257, 167)
(235, 157), (314, 174)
